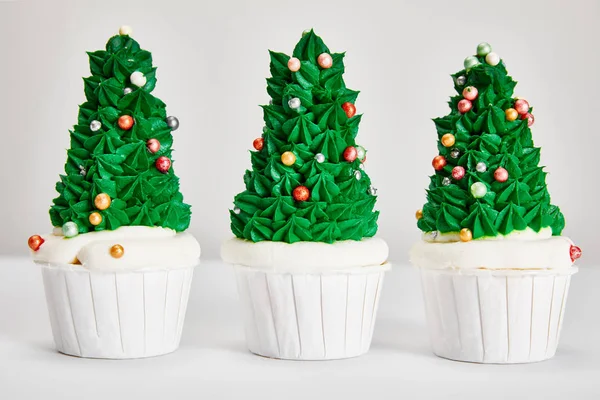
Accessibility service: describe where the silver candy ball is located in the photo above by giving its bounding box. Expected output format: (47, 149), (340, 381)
(166, 116), (179, 131)
(359, 163), (365, 170)
(450, 148), (460, 159)
(90, 120), (102, 132)
(476, 162), (487, 173)
(455, 75), (466, 86)
(62, 221), (79, 238)
(123, 87), (133, 95)
(368, 185), (377, 196)
(354, 170), (362, 180)
(442, 177), (452, 186)
(315, 153), (325, 163)
(288, 97), (301, 110)
(79, 165), (86, 176)
(269, 99), (273, 105)
(233, 207), (241, 215)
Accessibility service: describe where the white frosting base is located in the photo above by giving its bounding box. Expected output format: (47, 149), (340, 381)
(32, 226), (200, 271)
(410, 228), (576, 270)
(221, 237), (389, 273)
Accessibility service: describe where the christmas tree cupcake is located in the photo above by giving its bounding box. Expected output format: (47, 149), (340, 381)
(27, 26), (200, 359)
(221, 30), (389, 360)
(410, 43), (581, 364)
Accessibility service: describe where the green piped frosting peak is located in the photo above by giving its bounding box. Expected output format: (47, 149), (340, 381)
(230, 30), (379, 244)
(49, 33), (191, 233)
(417, 44), (565, 239)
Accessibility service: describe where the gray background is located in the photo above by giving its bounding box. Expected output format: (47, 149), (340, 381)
(1, 0), (598, 264)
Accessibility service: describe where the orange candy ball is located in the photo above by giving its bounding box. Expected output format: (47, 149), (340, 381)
(253, 138), (264, 151)
(110, 244), (124, 258)
(28, 235), (44, 251)
(293, 185), (310, 202)
(505, 108), (519, 122)
(281, 151), (296, 166)
(94, 193), (111, 210)
(416, 209), (423, 220)
(118, 115), (134, 130)
(460, 228), (473, 242)
(441, 133), (455, 148)
(432, 155), (447, 171)
(89, 212), (102, 226)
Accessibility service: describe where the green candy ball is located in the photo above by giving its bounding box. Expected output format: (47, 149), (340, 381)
(464, 56), (480, 71)
(470, 182), (487, 199)
(62, 221), (79, 238)
(476, 42), (492, 57)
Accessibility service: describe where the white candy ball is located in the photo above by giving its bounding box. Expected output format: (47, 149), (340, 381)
(315, 153), (325, 163)
(470, 182), (487, 198)
(288, 97), (301, 110)
(90, 120), (102, 132)
(119, 25), (133, 36)
(476, 161), (487, 173)
(354, 170), (362, 180)
(130, 71), (147, 88)
(485, 52), (500, 66)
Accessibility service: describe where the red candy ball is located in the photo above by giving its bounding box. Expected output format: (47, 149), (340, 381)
(458, 99), (472, 114)
(570, 245), (582, 262)
(253, 138), (264, 151)
(451, 166), (465, 180)
(343, 146), (358, 162)
(432, 155), (447, 171)
(155, 156), (171, 173)
(342, 102), (356, 118)
(522, 113), (535, 127)
(494, 167), (509, 182)
(514, 99), (530, 115)
(28, 235), (44, 251)
(118, 115), (134, 130)
(146, 138), (160, 154)
(293, 185), (310, 202)
(462, 86), (478, 101)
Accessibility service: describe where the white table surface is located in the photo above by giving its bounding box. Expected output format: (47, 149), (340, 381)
(1, 257), (598, 399)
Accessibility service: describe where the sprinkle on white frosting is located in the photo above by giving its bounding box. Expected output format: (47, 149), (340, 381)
(410, 229), (576, 270)
(32, 226), (200, 271)
(221, 237), (390, 273)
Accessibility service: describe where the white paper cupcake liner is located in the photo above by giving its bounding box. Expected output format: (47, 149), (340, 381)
(233, 264), (390, 360)
(39, 262), (195, 359)
(419, 267), (577, 364)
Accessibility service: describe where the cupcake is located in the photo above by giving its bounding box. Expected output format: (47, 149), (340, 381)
(410, 43), (581, 364)
(221, 30), (389, 360)
(27, 26), (200, 359)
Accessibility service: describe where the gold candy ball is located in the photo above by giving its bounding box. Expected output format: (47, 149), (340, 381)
(441, 133), (455, 148)
(416, 209), (423, 220)
(281, 151), (296, 166)
(94, 193), (111, 210)
(89, 212), (102, 226)
(460, 228), (473, 242)
(110, 244), (124, 258)
(505, 108), (519, 122)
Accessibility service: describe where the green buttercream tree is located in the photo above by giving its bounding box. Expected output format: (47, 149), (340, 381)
(49, 30), (191, 235)
(230, 30), (379, 244)
(417, 43), (564, 239)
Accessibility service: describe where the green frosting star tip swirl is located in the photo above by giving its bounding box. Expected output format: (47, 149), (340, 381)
(417, 43), (565, 240)
(49, 33), (191, 235)
(230, 31), (379, 244)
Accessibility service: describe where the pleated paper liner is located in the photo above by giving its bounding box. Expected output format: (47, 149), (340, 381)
(38, 262), (196, 359)
(420, 267), (577, 364)
(234, 263), (390, 360)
